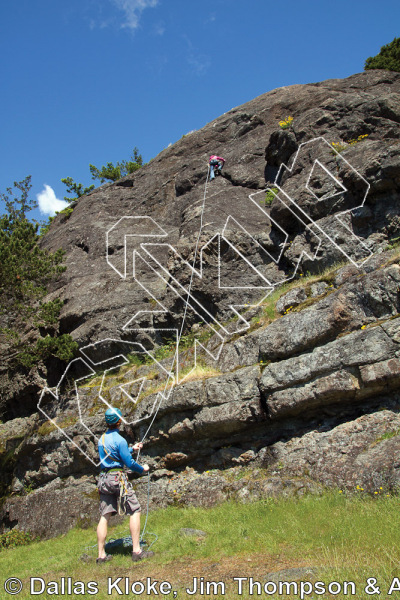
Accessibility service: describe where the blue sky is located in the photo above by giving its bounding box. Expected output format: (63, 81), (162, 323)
(0, 0), (399, 222)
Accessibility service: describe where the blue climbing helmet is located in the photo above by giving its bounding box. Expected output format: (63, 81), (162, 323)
(105, 407), (122, 425)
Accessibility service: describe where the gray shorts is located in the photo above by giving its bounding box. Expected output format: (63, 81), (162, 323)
(98, 472), (141, 517)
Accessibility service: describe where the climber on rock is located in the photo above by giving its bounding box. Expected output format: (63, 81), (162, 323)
(96, 407), (152, 564)
(209, 155), (225, 181)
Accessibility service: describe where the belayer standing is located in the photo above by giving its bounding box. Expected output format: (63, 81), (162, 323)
(96, 408), (153, 563)
(209, 155), (225, 181)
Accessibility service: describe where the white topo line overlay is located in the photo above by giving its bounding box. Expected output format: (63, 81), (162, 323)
(38, 137), (372, 464)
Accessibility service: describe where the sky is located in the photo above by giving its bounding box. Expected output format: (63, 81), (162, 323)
(0, 0), (399, 222)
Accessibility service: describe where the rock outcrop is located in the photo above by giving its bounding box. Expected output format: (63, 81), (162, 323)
(1, 69), (400, 538)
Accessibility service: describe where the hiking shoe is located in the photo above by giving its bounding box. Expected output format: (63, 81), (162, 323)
(132, 550), (154, 562)
(96, 554), (113, 564)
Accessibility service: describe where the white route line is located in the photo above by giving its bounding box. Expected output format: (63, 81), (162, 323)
(274, 136), (372, 267)
(37, 338), (177, 465)
(38, 136), (373, 465)
(107, 216), (168, 279)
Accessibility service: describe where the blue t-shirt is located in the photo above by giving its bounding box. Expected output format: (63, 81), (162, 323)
(98, 429), (144, 474)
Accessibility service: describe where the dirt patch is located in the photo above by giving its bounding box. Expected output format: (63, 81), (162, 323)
(100, 553), (317, 597)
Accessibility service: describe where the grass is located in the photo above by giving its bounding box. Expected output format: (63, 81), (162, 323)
(372, 427), (400, 447)
(36, 415), (79, 436)
(78, 327), (215, 392)
(85, 364), (220, 409)
(386, 236), (400, 251)
(178, 363), (221, 383)
(1, 490), (400, 598)
(132, 364), (222, 402)
(254, 260), (347, 324)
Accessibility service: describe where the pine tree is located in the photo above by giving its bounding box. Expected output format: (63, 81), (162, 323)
(89, 147), (143, 183)
(61, 177), (94, 202)
(365, 37), (400, 72)
(0, 177), (77, 367)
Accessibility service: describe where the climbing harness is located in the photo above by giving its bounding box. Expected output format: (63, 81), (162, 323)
(99, 433), (137, 517)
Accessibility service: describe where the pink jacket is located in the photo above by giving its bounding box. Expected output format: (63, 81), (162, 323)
(209, 155), (225, 163)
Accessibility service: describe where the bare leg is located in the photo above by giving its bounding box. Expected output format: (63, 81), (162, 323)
(97, 513), (111, 559)
(130, 511), (141, 553)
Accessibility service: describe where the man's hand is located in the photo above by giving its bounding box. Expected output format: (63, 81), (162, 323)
(142, 464), (150, 472)
(131, 442), (143, 451)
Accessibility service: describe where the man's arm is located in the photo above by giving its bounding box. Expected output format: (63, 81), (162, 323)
(118, 437), (145, 474)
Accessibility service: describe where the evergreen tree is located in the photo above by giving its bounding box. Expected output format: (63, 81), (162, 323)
(61, 177), (95, 202)
(89, 147), (143, 183)
(0, 177), (77, 367)
(1, 175), (35, 220)
(365, 37), (400, 72)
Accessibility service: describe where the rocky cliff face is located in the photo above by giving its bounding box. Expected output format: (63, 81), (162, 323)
(1, 69), (400, 538)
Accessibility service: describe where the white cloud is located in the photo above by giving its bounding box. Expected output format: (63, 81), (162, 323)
(187, 53), (210, 76)
(183, 34), (210, 76)
(111, 0), (159, 30)
(37, 185), (68, 216)
(154, 21), (165, 35)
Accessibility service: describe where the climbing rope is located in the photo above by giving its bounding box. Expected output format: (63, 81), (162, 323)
(89, 163), (212, 558)
(137, 163), (211, 452)
(140, 470), (151, 538)
(131, 163), (211, 548)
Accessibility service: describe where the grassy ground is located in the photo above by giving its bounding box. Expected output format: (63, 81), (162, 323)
(1, 490), (400, 599)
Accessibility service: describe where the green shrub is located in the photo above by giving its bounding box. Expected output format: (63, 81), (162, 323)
(17, 334), (78, 368)
(365, 37), (400, 72)
(36, 298), (64, 326)
(0, 529), (35, 551)
(263, 187), (279, 206)
(56, 206), (74, 218)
